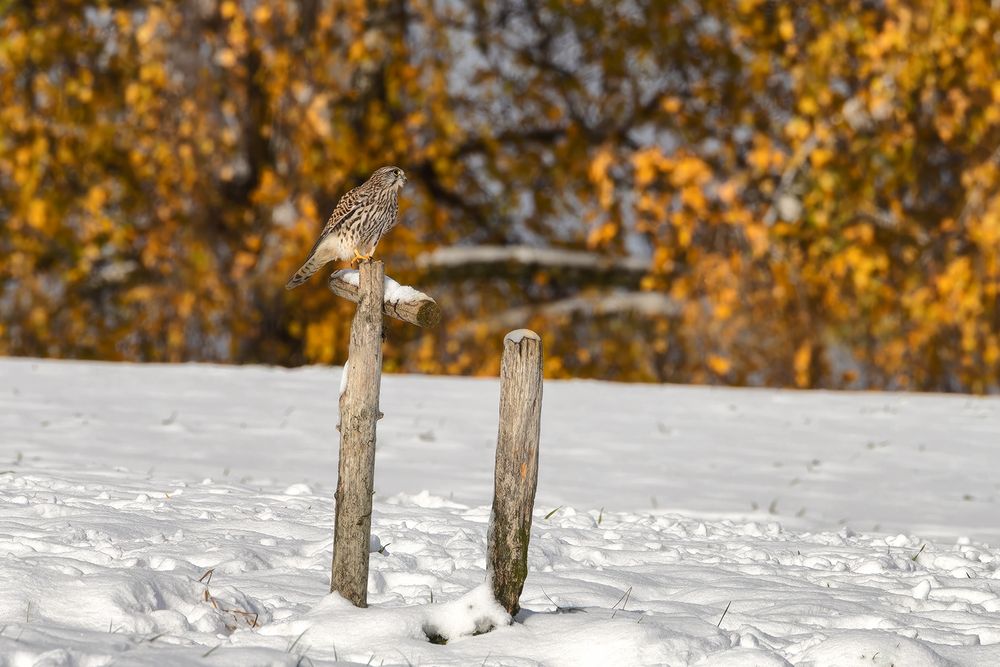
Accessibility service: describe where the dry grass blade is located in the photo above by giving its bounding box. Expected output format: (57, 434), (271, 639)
(199, 569), (259, 630)
(229, 608), (259, 628)
(541, 588), (587, 614)
(716, 600), (733, 628)
(287, 629), (309, 654)
(610, 586), (632, 618)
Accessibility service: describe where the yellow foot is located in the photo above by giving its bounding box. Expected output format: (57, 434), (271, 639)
(351, 251), (374, 264)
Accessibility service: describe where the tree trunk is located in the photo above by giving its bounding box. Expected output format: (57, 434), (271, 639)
(487, 329), (543, 616)
(331, 260), (385, 607)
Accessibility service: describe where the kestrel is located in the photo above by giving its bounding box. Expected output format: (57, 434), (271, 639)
(285, 166), (407, 290)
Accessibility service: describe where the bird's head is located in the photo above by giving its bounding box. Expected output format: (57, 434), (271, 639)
(371, 165), (407, 191)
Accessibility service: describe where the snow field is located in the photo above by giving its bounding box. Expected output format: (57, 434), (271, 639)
(4, 358), (998, 542)
(2, 358), (1000, 664)
(2, 465), (1000, 665)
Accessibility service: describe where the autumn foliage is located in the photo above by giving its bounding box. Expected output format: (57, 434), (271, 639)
(1, 0), (999, 392)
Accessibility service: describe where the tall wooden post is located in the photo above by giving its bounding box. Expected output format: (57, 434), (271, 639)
(487, 329), (543, 616)
(331, 260), (385, 607)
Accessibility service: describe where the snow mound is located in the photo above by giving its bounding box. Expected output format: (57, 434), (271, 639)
(421, 583), (511, 642)
(794, 630), (955, 666)
(696, 648), (793, 666)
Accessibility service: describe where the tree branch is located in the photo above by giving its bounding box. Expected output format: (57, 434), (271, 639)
(328, 268), (441, 328)
(419, 244), (648, 271)
(457, 291), (681, 337)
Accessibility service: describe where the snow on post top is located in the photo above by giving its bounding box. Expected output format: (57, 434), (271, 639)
(329, 269), (431, 304)
(504, 329), (540, 344)
(337, 269), (361, 286)
(382, 276), (426, 304)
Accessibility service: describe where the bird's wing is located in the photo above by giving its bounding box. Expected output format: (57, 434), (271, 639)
(306, 184), (370, 253)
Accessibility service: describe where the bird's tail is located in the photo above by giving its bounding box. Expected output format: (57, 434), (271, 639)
(285, 253), (324, 290)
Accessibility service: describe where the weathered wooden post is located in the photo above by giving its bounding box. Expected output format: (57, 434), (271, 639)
(329, 260), (440, 607)
(331, 260), (384, 607)
(487, 329), (543, 616)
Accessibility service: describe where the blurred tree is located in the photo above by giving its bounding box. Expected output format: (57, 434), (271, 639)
(1, 0), (998, 392)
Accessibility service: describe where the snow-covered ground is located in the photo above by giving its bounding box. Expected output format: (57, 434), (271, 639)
(1, 357), (1000, 665)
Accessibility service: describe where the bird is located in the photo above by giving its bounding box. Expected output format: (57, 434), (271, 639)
(285, 165), (407, 290)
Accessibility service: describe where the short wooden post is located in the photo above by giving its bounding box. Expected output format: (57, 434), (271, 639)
(487, 329), (543, 616)
(331, 260), (385, 607)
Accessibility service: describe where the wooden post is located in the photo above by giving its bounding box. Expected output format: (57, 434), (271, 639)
(331, 260), (385, 607)
(487, 329), (543, 616)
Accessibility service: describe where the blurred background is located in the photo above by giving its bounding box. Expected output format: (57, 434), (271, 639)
(1, 0), (998, 392)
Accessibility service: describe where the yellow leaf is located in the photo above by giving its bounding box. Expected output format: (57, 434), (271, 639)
(708, 355), (731, 375)
(216, 48), (237, 68)
(671, 156), (711, 187)
(348, 40), (366, 62)
(586, 222), (617, 249)
(252, 4), (272, 24)
(85, 185), (107, 213)
(785, 117), (810, 142)
(716, 180), (738, 205)
(661, 96), (682, 113)
(26, 199), (47, 230)
(794, 342), (811, 387)
(632, 148), (663, 187)
(809, 147), (833, 169)
(680, 184), (706, 212)
(798, 96), (819, 116)
(589, 147), (615, 209)
(779, 19), (794, 41)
